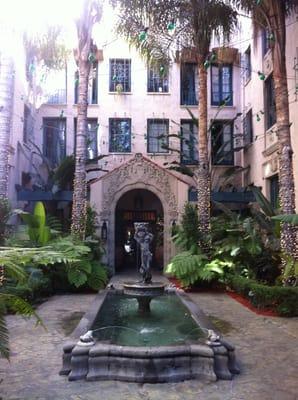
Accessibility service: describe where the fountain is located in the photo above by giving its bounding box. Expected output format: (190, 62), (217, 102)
(123, 222), (165, 313)
(60, 223), (239, 383)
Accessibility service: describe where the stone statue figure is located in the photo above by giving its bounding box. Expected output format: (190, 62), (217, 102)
(134, 222), (154, 283)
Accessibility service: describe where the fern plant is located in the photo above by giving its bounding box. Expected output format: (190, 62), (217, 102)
(165, 249), (233, 287)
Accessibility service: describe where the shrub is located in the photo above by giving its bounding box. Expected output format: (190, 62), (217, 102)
(226, 275), (298, 317)
(0, 197), (11, 245)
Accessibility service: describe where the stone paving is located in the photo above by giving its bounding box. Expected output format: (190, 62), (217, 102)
(0, 288), (297, 400)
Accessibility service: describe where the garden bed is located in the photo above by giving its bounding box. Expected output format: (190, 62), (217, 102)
(168, 276), (298, 317)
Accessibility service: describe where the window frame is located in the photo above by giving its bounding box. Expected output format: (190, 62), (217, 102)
(74, 62), (98, 104)
(74, 118), (98, 160)
(264, 74), (276, 130)
(109, 118), (131, 153)
(269, 174), (279, 209)
(147, 119), (169, 154)
(180, 119), (199, 165)
(147, 65), (169, 93)
(23, 104), (31, 143)
(109, 59), (131, 93)
(211, 120), (234, 166)
(244, 46), (251, 83)
(43, 117), (66, 167)
(180, 62), (198, 106)
(262, 28), (271, 57)
(243, 109), (253, 146)
(211, 64), (233, 106)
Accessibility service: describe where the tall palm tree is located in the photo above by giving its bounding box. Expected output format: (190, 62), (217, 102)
(114, 0), (237, 248)
(71, 0), (102, 239)
(0, 53), (14, 198)
(231, 0), (298, 263)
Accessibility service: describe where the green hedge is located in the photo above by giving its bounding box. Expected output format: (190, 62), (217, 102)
(226, 275), (298, 317)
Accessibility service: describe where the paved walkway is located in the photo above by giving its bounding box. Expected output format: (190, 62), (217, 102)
(0, 284), (297, 400)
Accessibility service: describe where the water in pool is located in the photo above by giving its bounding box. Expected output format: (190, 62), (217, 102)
(91, 293), (206, 347)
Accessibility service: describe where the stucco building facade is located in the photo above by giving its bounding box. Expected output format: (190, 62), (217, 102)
(2, 11), (298, 274)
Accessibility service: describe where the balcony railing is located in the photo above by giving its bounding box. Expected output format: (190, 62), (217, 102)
(46, 89), (67, 104)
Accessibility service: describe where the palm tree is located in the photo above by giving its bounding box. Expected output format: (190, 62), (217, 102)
(114, 0), (237, 247)
(231, 0), (298, 263)
(71, 0), (102, 239)
(0, 53), (14, 198)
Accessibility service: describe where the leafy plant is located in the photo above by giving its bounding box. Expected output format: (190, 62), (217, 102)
(272, 214), (298, 225)
(172, 203), (200, 252)
(17, 202), (51, 246)
(165, 249), (233, 287)
(53, 155), (75, 190)
(0, 198), (11, 245)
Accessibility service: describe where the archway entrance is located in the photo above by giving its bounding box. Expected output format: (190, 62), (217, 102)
(115, 189), (164, 273)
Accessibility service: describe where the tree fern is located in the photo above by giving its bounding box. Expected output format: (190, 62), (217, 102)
(87, 261), (108, 290)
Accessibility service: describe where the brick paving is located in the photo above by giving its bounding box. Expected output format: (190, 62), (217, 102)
(0, 287), (297, 400)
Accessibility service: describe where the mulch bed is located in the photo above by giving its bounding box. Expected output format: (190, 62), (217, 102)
(226, 291), (279, 317)
(168, 277), (279, 317)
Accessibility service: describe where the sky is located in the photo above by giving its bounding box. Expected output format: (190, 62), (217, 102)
(0, 0), (117, 49)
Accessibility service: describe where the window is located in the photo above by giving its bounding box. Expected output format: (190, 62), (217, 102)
(45, 68), (67, 104)
(147, 119), (169, 153)
(74, 62), (98, 104)
(147, 65), (169, 93)
(243, 109), (253, 145)
(109, 118), (131, 152)
(74, 119), (98, 160)
(109, 59), (131, 92)
(23, 105), (33, 142)
(262, 28), (271, 57)
(244, 46), (251, 83)
(180, 63), (198, 105)
(269, 175), (279, 209)
(43, 118), (66, 166)
(265, 74), (276, 130)
(211, 120), (234, 165)
(211, 65), (233, 106)
(180, 120), (198, 164)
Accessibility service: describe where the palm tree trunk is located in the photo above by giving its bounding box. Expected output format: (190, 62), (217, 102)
(70, 59), (90, 239)
(197, 64), (211, 247)
(271, 2), (297, 260)
(0, 54), (14, 198)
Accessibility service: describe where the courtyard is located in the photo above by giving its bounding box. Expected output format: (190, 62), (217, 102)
(1, 288), (297, 400)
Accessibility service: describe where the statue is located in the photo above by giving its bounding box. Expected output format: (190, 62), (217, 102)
(134, 223), (154, 283)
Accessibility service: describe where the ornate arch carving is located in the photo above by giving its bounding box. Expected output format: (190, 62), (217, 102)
(101, 153), (178, 218)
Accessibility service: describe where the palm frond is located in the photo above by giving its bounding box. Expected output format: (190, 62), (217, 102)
(0, 303), (9, 359)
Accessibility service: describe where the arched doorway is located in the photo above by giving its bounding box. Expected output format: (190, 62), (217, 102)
(115, 189), (164, 273)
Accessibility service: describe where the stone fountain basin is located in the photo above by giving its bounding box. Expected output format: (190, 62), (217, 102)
(60, 288), (239, 383)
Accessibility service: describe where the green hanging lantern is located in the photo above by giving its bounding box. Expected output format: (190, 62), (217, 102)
(167, 21), (175, 31)
(88, 52), (96, 63)
(159, 65), (166, 76)
(138, 28), (148, 42)
(29, 63), (35, 74)
(256, 113), (261, 122)
(210, 52), (217, 62)
(203, 59), (210, 69)
(112, 75), (117, 81)
(256, 0), (262, 4)
(258, 71), (265, 80)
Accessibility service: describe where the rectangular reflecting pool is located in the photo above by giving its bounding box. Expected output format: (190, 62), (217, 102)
(60, 288), (239, 383)
(91, 293), (205, 347)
